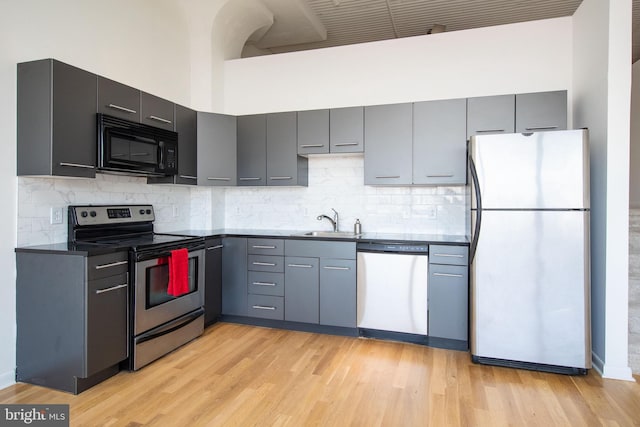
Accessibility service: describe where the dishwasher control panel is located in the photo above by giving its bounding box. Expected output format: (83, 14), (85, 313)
(356, 242), (429, 254)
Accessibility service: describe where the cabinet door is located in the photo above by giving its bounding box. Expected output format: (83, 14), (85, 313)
(267, 112), (306, 186)
(330, 106), (364, 153)
(515, 91), (567, 133)
(466, 95), (515, 139)
(320, 258), (356, 328)
(86, 273), (129, 376)
(285, 257), (319, 324)
(413, 98), (467, 185)
(141, 92), (174, 131)
(364, 103), (413, 185)
(197, 112), (237, 186)
(98, 76), (141, 121)
(428, 264), (468, 341)
(237, 114), (266, 186)
(298, 109), (330, 154)
(205, 238), (223, 326)
(174, 105), (198, 185)
(221, 237), (248, 316)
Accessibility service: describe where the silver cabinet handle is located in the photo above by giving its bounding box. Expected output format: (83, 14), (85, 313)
(207, 177), (231, 181)
(148, 115), (172, 125)
(433, 272), (464, 278)
(180, 175), (197, 180)
(95, 283), (128, 294)
(239, 177), (262, 181)
(207, 245), (223, 250)
(107, 104), (137, 114)
(334, 142), (359, 147)
(252, 305), (276, 311)
(288, 263), (313, 268)
(525, 126), (558, 131)
(433, 253), (465, 258)
(59, 162), (95, 169)
(426, 174), (454, 178)
(301, 144), (325, 148)
(323, 266), (350, 270)
(253, 245), (276, 249)
(375, 175), (400, 179)
(269, 176), (292, 180)
(475, 129), (505, 133)
(95, 260), (128, 270)
(253, 261), (276, 267)
(253, 282), (276, 286)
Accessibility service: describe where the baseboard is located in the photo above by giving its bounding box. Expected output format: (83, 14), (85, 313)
(592, 351), (636, 381)
(0, 369), (16, 391)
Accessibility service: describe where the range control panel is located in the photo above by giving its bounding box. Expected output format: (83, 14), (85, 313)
(70, 205), (155, 226)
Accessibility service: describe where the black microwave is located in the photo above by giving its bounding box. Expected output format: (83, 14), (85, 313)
(97, 114), (178, 176)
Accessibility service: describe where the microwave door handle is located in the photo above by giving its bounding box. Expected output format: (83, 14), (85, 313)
(158, 140), (165, 169)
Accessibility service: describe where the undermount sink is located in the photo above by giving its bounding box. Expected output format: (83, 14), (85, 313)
(296, 231), (362, 238)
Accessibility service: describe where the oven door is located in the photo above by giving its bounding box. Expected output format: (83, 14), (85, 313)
(133, 248), (205, 335)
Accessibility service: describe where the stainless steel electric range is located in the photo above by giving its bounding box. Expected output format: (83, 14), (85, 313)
(68, 204), (205, 371)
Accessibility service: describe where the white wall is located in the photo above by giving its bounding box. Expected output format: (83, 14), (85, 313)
(573, 0), (634, 380)
(630, 61), (640, 207)
(0, 0), (194, 390)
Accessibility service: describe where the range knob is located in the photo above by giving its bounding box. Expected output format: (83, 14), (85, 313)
(139, 209), (145, 215)
(90, 211), (97, 217)
(80, 211), (88, 218)
(146, 209), (152, 214)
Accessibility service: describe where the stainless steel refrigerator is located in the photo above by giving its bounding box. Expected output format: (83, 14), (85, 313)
(469, 129), (591, 374)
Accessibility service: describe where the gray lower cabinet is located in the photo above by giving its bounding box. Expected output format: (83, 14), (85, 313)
(197, 112), (237, 186)
(285, 256), (320, 323)
(222, 237), (248, 316)
(516, 90), (567, 133)
(413, 98), (467, 185)
(204, 238), (223, 326)
(428, 245), (469, 342)
(466, 94), (515, 139)
(319, 258), (356, 327)
(330, 106), (364, 153)
(247, 238), (284, 319)
(364, 103), (413, 185)
(17, 59), (97, 178)
(267, 112), (308, 186)
(98, 76), (141, 122)
(140, 92), (174, 131)
(298, 109), (330, 154)
(237, 114), (267, 186)
(16, 250), (129, 394)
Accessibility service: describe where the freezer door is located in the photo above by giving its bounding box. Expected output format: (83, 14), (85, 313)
(470, 129), (589, 209)
(471, 210), (591, 368)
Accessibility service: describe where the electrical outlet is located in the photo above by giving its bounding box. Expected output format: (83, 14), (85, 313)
(50, 207), (63, 225)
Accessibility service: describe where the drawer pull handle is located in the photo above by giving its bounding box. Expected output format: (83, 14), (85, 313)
(301, 144), (325, 148)
(253, 262), (276, 267)
(148, 115), (172, 125)
(95, 260), (128, 270)
(207, 177), (231, 181)
(433, 272), (464, 278)
(59, 162), (95, 169)
(426, 174), (454, 178)
(253, 282), (276, 286)
(525, 126), (558, 131)
(252, 305), (276, 311)
(323, 266), (350, 270)
(375, 175), (400, 179)
(433, 253), (465, 258)
(239, 177), (262, 181)
(207, 245), (223, 250)
(270, 176), (293, 180)
(95, 283), (128, 294)
(288, 264), (313, 268)
(476, 129), (505, 133)
(180, 175), (197, 180)
(107, 104), (137, 114)
(334, 142), (359, 147)
(252, 245), (276, 249)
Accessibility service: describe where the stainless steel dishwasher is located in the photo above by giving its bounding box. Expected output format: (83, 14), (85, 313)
(356, 242), (429, 335)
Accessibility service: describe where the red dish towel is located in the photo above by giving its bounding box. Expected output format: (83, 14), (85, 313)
(167, 248), (189, 297)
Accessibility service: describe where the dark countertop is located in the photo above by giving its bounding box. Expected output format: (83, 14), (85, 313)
(15, 241), (128, 256)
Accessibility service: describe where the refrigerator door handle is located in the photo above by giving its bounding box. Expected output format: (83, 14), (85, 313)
(469, 156), (482, 263)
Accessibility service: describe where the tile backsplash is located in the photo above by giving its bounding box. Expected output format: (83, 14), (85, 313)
(17, 155), (468, 246)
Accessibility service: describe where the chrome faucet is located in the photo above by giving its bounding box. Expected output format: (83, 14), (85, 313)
(317, 208), (339, 232)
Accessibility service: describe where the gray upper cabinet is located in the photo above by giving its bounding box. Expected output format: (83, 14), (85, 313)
(140, 92), (174, 131)
(364, 103), (413, 185)
(466, 94), (515, 139)
(237, 114), (267, 186)
(298, 109), (330, 155)
(17, 59), (97, 178)
(267, 112), (307, 186)
(98, 76), (140, 122)
(413, 98), (467, 186)
(515, 90), (567, 133)
(197, 112), (237, 186)
(330, 107), (364, 153)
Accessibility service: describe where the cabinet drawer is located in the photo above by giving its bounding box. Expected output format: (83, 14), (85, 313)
(88, 251), (129, 280)
(247, 238), (284, 255)
(248, 294), (284, 320)
(429, 245), (468, 266)
(248, 255), (284, 272)
(248, 271), (284, 296)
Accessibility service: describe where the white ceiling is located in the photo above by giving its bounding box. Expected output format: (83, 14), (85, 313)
(242, 0), (640, 64)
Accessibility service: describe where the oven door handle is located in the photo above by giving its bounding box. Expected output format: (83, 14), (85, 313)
(135, 244), (205, 262)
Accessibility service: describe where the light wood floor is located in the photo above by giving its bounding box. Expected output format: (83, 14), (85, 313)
(1, 322), (639, 426)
